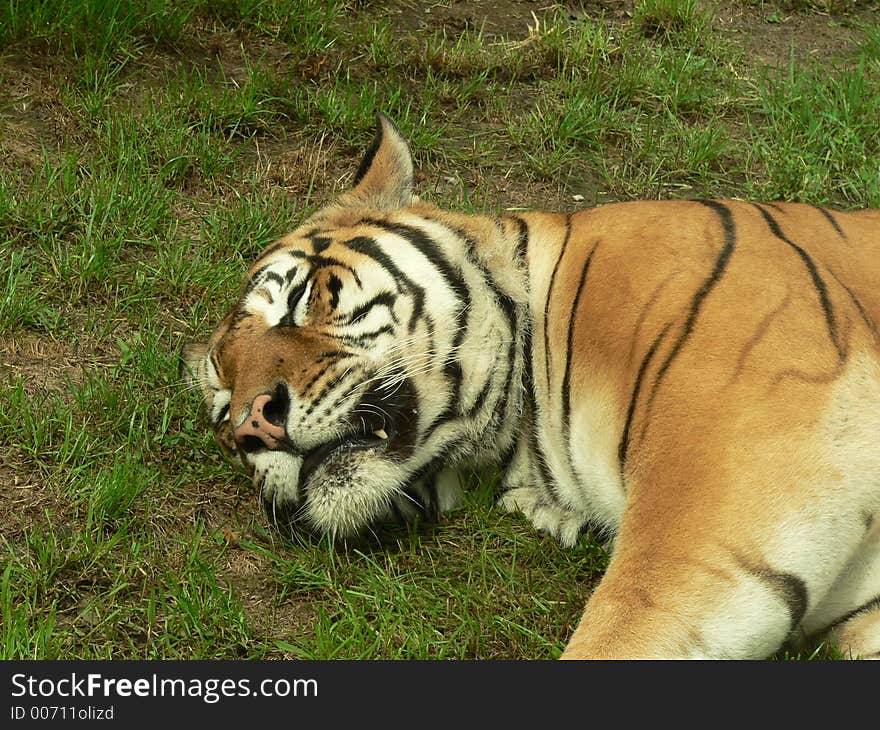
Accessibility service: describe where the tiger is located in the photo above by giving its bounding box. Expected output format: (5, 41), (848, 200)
(183, 113), (880, 659)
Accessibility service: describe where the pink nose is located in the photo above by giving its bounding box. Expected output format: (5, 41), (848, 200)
(233, 393), (288, 452)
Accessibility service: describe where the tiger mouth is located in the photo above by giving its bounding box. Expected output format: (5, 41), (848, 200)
(298, 375), (418, 489)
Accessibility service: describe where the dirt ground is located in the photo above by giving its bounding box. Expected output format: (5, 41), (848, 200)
(389, 1), (874, 63)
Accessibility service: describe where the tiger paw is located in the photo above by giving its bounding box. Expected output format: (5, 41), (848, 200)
(498, 485), (542, 516)
(499, 488), (584, 547)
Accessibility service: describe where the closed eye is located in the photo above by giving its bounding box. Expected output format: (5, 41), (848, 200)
(216, 402), (230, 423)
(277, 282), (308, 328)
(210, 390), (232, 425)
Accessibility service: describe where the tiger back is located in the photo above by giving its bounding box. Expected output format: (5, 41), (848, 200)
(185, 114), (880, 659)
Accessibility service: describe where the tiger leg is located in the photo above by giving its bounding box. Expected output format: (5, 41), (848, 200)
(559, 506), (811, 659)
(498, 430), (587, 547)
(804, 518), (880, 658)
(827, 603), (880, 659)
(559, 502), (870, 659)
(402, 467), (463, 521)
(561, 421), (877, 658)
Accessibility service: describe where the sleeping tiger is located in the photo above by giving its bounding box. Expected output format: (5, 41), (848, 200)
(184, 114), (880, 659)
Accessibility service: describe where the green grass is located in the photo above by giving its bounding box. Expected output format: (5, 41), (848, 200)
(746, 52), (880, 205)
(633, 0), (711, 44)
(1, 0), (878, 660)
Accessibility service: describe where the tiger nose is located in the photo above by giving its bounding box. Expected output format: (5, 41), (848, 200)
(233, 384), (290, 453)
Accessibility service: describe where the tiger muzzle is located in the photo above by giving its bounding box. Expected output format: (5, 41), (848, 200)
(233, 383), (290, 453)
(297, 375), (420, 490)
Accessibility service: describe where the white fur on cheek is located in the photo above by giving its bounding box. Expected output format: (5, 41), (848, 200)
(253, 451), (303, 505)
(303, 455), (407, 537)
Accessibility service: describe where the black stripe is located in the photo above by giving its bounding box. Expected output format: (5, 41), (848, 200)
(285, 250), (361, 285)
(500, 306), (523, 435)
(339, 325), (395, 348)
(445, 222), (522, 431)
(311, 351), (353, 370)
(305, 229), (333, 254)
(277, 282), (307, 328)
(496, 317), (529, 480)
(656, 200), (736, 380)
(213, 402), (230, 427)
(522, 318), (534, 396)
(498, 440), (518, 474)
(288, 282), (306, 312)
(469, 370), (495, 416)
(562, 241), (599, 434)
(827, 593), (880, 633)
(327, 274), (343, 310)
(423, 292), (515, 443)
(513, 310), (555, 500)
(422, 402), (458, 444)
(829, 268), (877, 336)
(496, 315), (519, 432)
(365, 220), (471, 317)
(522, 325), (560, 505)
(352, 119), (384, 186)
(485, 275), (517, 336)
(311, 365), (370, 424)
(526, 397), (560, 505)
(404, 438), (467, 498)
(302, 367), (359, 417)
(531, 427), (559, 506)
(442, 360), (464, 405)
(563, 241), (599, 497)
(462, 217), (525, 447)
(300, 363), (332, 397)
(814, 205), (847, 240)
(343, 235), (423, 332)
(618, 322), (673, 479)
(265, 271), (284, 288)
(512, 216), (529, 262)
(335, 291), (398, 326)
(243, 263), (273, 295)
(636, 200), (737, 444)
(316, 350), (350, 362)
(746, 564), (809, 635)
(544, 215), (572, 390)
(441, 220), (518, 340)
(754, 203), (846, 361)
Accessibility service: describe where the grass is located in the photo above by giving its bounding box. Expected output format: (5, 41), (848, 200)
(747, 55), (880, 205)
(0, 0), (878, 660)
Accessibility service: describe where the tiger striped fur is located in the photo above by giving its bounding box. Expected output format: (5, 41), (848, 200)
(184, 114), (880, 659)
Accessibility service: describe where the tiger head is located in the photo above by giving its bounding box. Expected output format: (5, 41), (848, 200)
(183, 114), (527, 539)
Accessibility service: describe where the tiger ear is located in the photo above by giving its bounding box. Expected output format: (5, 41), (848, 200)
(339, 113), (414, 210)
(179, 342), (209, 388)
